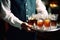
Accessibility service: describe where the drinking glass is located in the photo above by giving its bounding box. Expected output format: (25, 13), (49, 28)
(50, 14), (58, 29)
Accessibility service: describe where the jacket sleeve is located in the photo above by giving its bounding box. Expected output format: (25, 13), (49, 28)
(0, 0), (23, 29)
(36, 0), (48, 18)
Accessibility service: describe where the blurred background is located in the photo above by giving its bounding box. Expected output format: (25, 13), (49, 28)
(42, 0), (60, 23)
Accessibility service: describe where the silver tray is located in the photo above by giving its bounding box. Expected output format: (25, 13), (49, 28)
(32, 24), (60, 32)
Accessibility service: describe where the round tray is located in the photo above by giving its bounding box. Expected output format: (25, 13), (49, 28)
(32, 25), (60, 32)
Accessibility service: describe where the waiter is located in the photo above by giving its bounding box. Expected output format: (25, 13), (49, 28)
(0, 0), (48, 40)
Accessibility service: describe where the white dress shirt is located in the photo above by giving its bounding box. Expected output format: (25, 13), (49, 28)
(36, 0), (48, 19)
(0, 0), (48, 29)
(1, 0), (23, 29)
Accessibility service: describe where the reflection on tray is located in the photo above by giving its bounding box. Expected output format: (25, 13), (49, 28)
(33, 24), (60, 32)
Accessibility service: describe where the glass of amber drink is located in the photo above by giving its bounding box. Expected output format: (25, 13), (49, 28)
(50, 20), (57, 29)
(44, 19), (51, 27)
(50, 14), (58, 29)
(43, 18), (51, 30)
(28, 17), (37, 25)
(37, 19), (44, 28)
(51, 20), (56, 26)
